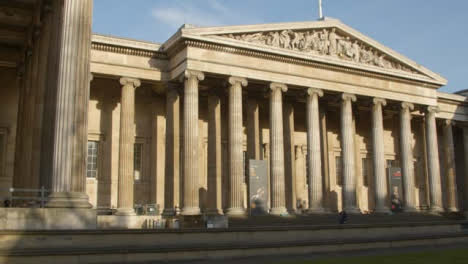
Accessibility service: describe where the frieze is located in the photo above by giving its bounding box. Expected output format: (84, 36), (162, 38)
(220, 28), (419, 75)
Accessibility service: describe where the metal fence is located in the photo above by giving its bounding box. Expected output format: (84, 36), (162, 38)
(0, 186), (49, 208)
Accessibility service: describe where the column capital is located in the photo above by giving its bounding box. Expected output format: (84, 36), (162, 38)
(401, 102), (414, 111)
(228, 76), (248, 87)
(270, 82), (288, 92)
(373, 97), (387, 106)
(119, 77), (141, 88)
(427, 105), (440, 113)
(341, 93), (356, 102)
(444, 119), (455, 126)
(307, 88), (323, 97)
(184, 70), (205, 81)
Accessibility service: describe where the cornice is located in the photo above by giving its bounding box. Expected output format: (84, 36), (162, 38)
(91, 34), (167, 59)
(183, 40), (440, 89)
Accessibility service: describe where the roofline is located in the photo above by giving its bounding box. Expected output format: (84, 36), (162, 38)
(162, 19), (447, 86)
(92, 33), (162, 51)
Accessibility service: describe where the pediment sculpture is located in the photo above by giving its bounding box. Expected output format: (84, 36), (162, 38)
(220, 28), (419, 75)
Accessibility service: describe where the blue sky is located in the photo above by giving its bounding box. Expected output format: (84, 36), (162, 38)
(93, 0), (468, 93)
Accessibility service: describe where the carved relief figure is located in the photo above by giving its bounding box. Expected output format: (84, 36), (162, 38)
(328, 28), (338, 55)
(280, 30), (292, 49)
(220, 27), (418, 74)
(351, 41), (360, 62)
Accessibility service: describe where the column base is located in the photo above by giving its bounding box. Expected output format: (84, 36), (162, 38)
(446, 207), (459, 213)
(205, 208), (224, 215)
(306, 207), (327, 214)
(429, 205), (444, 214)
(342, 206), (360, 214)
(115, 208), (136, 216)
(46, 192), (92, 208)
(226, 207), (246, 216)
(162, 208), (180, 217)
(181, 206), (201, 216)
(270, 206), (288, 216)
(373, 207), (391, 214)
(403, 206), (418, 213)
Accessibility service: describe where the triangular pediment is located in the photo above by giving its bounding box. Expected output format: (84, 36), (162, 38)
(169, 19), (446, 86)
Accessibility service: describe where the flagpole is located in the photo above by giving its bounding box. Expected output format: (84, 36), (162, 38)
(318, 0), (323, 20)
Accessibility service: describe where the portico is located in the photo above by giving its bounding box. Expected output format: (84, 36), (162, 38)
(1, 0), (468, 230)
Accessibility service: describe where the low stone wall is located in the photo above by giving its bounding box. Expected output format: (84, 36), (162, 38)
(97, 215), (162, 229)
(0, 208), (96, 230)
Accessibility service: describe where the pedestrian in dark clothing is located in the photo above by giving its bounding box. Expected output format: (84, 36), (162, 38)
(339, 211), (348, 224)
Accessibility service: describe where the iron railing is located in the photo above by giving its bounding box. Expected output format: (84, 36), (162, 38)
(1, 186), (49, 208)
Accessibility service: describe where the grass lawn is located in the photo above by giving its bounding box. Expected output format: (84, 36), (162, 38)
(283, 248), (468, 264)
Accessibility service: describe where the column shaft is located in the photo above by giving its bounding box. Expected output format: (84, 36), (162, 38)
(463, 127), (468, 214)
(284, 102), (296, 213)
(269, 83), (288, 215)
(341, 93), (359, 213)
(426, 106), (443, 212)
(443, 121), (458, 212)
(47, 0), (93, 208)
(227, 77), (247, 215)
(181, 70), (204, 215)
(207, 93), (222, 214)
(116, 78), (140, 215)
(307, 88), (325, 213)
(400, 102), (416, 211)
(372, 98), (389, 213)
(247, 98), (261, 160)
(163, 84), (180, 215)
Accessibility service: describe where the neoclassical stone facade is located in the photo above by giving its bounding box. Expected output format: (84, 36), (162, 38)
(1, 0), (468, 227)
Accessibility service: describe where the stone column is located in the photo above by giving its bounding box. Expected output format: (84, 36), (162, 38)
(463, 127), (468, 215)
(226, 77), (248, 216)
(163, 83), (181, 216)
(425, 106), (443, 212)
(47, 0), (93, 208)
(247, 98), (261, 160)
(341, 93), (359, 213)
(115, 77), (140, 215)
(443, 120), (458, 212)
(295, 145), (306, 208)
(306, 88), (325, 213)
(372, 98), (389, 213)
(206, 93), (223, 214)
(399, 102), (417, 212)
(181, 70), (204, 215)
(269, 83), (288, 215)
(284, 102), (296, 213)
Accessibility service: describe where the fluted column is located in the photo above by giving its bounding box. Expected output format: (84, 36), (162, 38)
(247, 98), (261, 160)
(400, 102), (416, 212)
(181, 70), (204, 215)
(269, 83), (288, 215)
(372, 98), (389, 213)
(226, 76), (248, 216)
(443, 120), (458, 212)
(207, 93), (223, 214)
(341, 93), (359, 213)
(115, 77), (140, 215)
(306, 88), (325, 213)
(47, 0), (93, 208)
(284, 102), (296, 213)
(163, 83), (181, 216)
(426, 106), (443, 212)
(463, 127), (468, 215)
